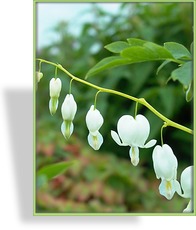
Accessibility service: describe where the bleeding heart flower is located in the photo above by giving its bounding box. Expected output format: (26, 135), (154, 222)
(86, 105), (104, 150)
(61, 94), (77, 139)
(111, 114), (156, 166)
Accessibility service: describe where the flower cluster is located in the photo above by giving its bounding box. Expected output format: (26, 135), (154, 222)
(111, 114), (193, 212)
(48, 80), (104, 149)
(47, 75), (193, 213)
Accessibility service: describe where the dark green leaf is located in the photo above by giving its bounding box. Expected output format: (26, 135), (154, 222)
(156, 60), (171, 75)
(37, 161), (74, 181)
(170, 61), (192, 87)
(104, 41), (130, 53)
(85, 56), (132, 79)
(164, 42), (192, 59)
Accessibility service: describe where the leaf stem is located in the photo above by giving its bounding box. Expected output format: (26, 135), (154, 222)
(36, 58), (193, 135)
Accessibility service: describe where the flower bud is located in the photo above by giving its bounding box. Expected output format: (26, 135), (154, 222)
(152, 144), (178, 200)
(36, 71), (43, 83)
(86, 105), (104, 135)
(49, 78), (62, 115)
(61, 94), (77, 139)
(49, 78), (62, 98)
(61, 94), (77, 121)
(85, 105), (104, 150)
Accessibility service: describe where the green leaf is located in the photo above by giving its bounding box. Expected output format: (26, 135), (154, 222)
(37, 161), (74, 181)
(164, 42), (192, 59)
(170, 61), (192, 87)
(127, 38), (147, 46)
(185, 80), (193, 102)
(121, 42), (173, 62)
(104, 41), (130, 53)
(85, 56), (132, 79)
(156, 60), (171, 75)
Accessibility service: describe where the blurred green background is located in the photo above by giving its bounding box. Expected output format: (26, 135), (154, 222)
(36, 2), (193, 213)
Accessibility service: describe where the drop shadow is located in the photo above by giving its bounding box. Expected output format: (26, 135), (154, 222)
(4, 88), (139, 224)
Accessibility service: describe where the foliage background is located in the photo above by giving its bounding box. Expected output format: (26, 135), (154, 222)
(36, 2), (193, 213)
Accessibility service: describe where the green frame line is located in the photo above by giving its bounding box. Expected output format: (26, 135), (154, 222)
(33, 0), (196, 216)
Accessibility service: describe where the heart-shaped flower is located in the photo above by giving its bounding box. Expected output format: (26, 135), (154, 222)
(111, 114), (156, 166)
(152, 144), (178, 200)
(86, 105), (104, 150)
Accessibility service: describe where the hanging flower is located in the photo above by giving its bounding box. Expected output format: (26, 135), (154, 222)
(49, 78), (62, 115)
(61, 94), (77, 139)
(111, 114), (156, 166)
(175, 166), (193, 212)
(36, 71), (43, 83)
(152, 144), (178, 200)
(85, 105), (104, 150)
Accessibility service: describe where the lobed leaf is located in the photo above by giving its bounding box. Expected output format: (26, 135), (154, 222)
(85, 56), (132, 79)
(121, 43), (173, 62)
(104, 41), (130, 53)
(169, 61), (192, 87)
(164, 42), (192, 60)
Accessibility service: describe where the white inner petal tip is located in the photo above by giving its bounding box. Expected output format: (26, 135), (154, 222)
(144, 139), (157, 148)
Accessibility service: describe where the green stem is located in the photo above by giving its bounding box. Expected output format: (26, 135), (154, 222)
(69, 78), (74, 94)
(160, 122), (168, 145)
(134, 102), (139, 119)
(94, 90), (101, 110)
(36, 58), (193, 135)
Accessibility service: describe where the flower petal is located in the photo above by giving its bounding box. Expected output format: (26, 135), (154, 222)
(61, 94), (77, 121)
(152, 144), (178, 180)
(88, 131), (103, 150)
(61, 121), (74, 140)
(159, 179), (176, 200)
(86, 105), (103, 133)
(180, 166), (193, 199)
(49, 78), (62, 98)
(143, 139), (157, 148)
(111, 130), (128, 146)
(49, 98), (58, 115)
(183, 200), (193, 213)
(117, 115), (136, 145)
(129, 147), (139, 166)
(134, 114), (150, 146)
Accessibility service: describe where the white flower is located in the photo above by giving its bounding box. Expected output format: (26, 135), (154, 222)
(49, 78), (62, 115)
(86, 105), (104, 150)
(61, 94), (77, 139)
(175, 166), (193, 212)
(111, 114), (156, 166)
(152, 144), (178, 200)
(36, 71), (43, 83)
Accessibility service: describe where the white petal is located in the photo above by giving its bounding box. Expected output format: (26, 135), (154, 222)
(117, 115), (136, 145)
(87, 131), (103, 150)
(180, 166), (193, 198)
(159, 179), (176, 200)
(49, 78), (62, 97)
(152, 144), (178, 180)
(134, 114), (150, 146)
(86, 105), (104, 132)
(49, 98), (58, 115)
(183, 200), (193, 213)
(174, 180), (182, 196)
(61, 94), (77, 121)
(61, 121), (74, 139)
(129, 147), (139, 166)
(111, 130), (128, 146)
(143, 139), (157, 148)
